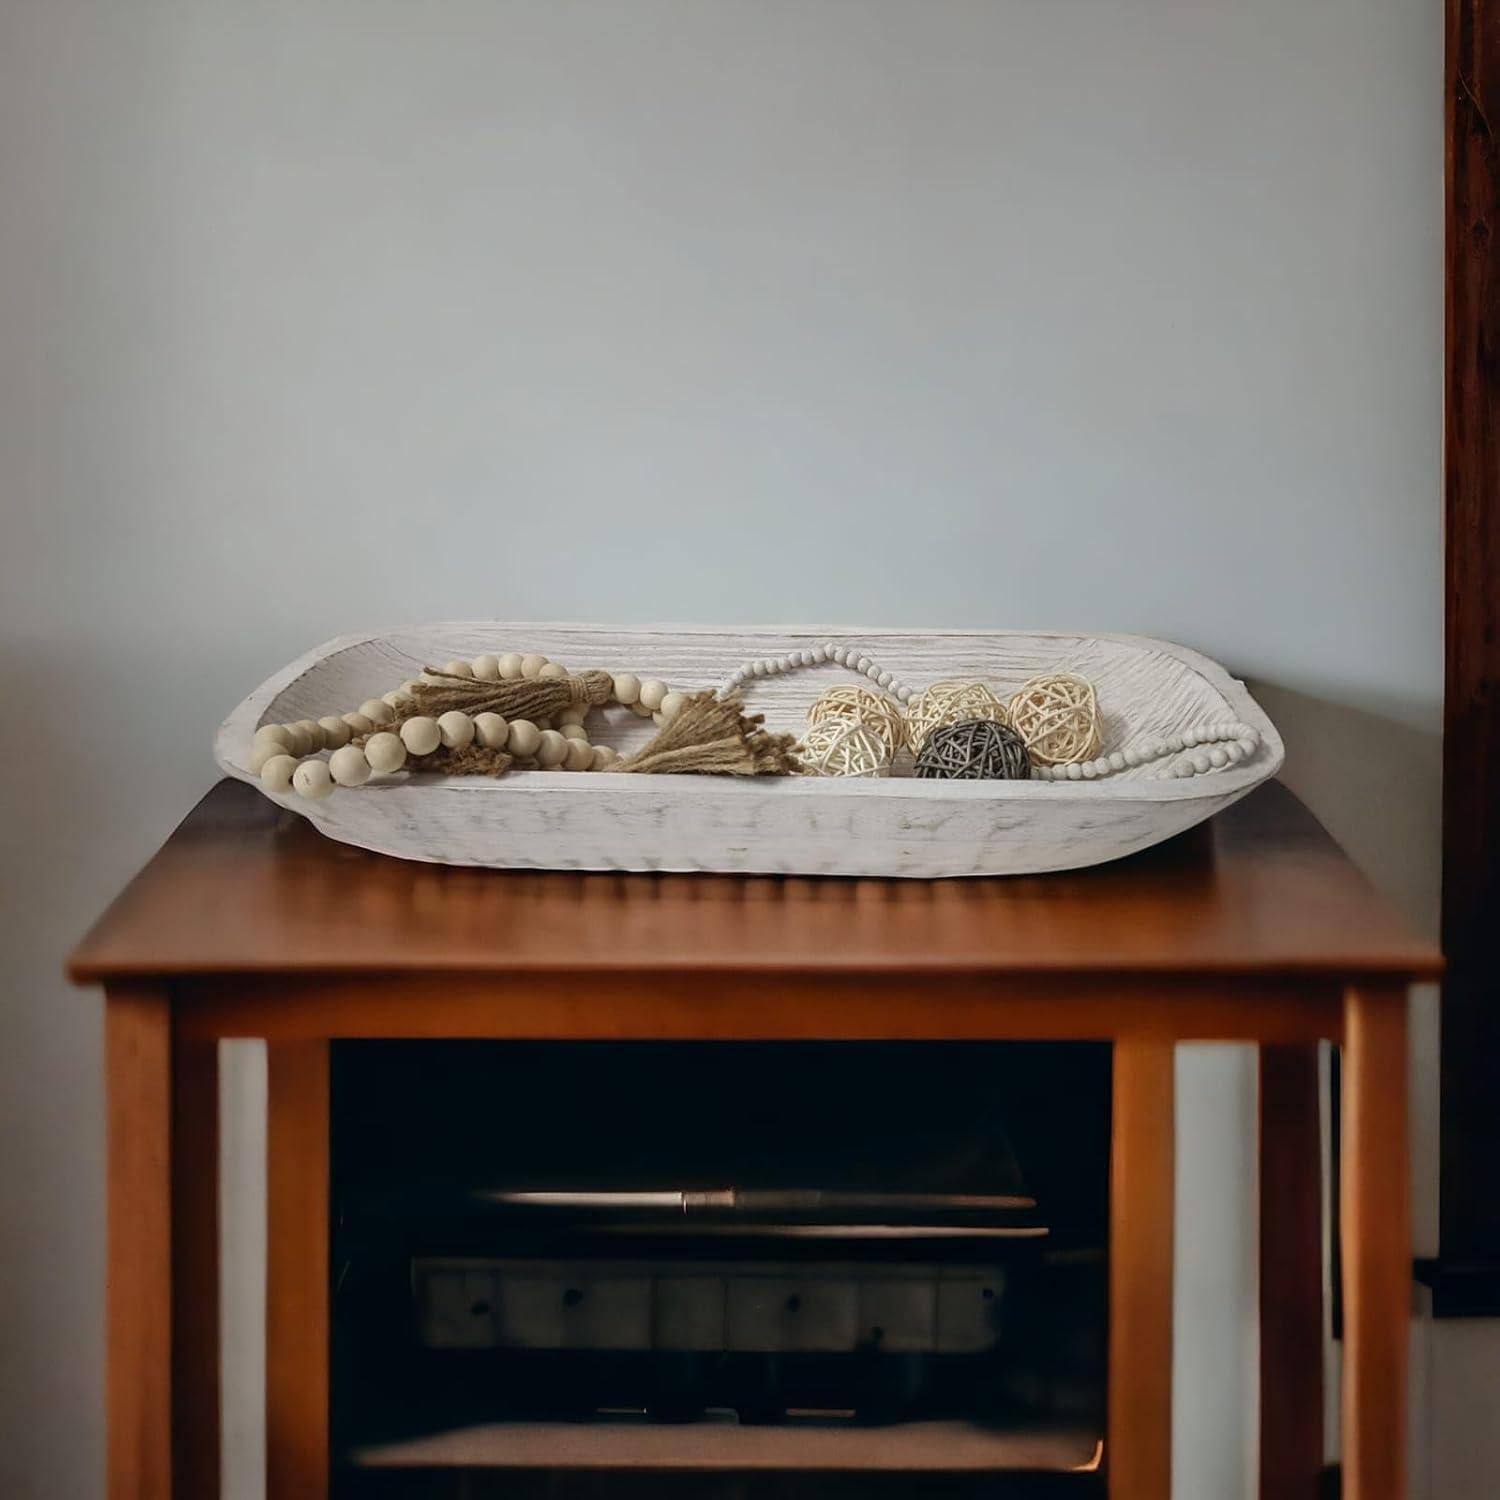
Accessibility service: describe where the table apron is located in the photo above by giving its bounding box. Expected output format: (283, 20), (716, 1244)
(168, 970), (1353, 1044)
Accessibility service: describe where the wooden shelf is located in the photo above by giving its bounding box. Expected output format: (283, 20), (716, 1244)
(346, 1417), (1102, 1473)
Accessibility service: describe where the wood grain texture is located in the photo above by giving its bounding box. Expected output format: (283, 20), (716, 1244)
(69, 780), (1439, 986)
(106, 986), (172, 1500)
(1341, 986), (1410, 1500)
(171, 1036), (220, 1499)
(266, 1042), (330, 1500)
(212, 625), (1286, 876)
(347, 1418), (1101, 1472)
(1259, 1045), (1324, 1500)
(1107, 1039), (1174, 1500)
(175, 972), (1346, 1047)
(1444, 0), (1500, 1273)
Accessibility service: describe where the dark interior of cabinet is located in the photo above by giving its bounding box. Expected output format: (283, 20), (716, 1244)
(329, 1040), (1112, 1497)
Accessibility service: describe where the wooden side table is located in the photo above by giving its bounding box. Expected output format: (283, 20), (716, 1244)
(70, 779), (1439, 1500)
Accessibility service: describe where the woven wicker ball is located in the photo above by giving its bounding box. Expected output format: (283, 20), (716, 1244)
(800, 717), (893, 778)
(914, 719), (1032, 780)
(806, 685), (906, 755)
(904, 680), (1009, 752)
(1007, 672), (1101, 767)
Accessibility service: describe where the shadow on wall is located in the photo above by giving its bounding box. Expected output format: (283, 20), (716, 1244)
(1249, 680), (1441, 937)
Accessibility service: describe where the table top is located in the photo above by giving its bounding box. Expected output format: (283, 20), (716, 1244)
(68, 779), (1439, 986)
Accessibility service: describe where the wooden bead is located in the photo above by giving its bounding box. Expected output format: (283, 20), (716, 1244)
(329, 745), (371, 787)
(293, 719), (325, 750)
(560, 721), (590, 742)
(563, 738), (592, 771)
(382, 690), (409, 710)
(507, 719), (541, 759)
(318, 716), (352, 749)
(467, 711), (506, 750)
(589, 745), (619, 771)
(292, 759), (335, 800)
(659, 690), (687, 721)
(638, 679), (668, 711)
(249, 740), (290, 775)
(538, 662), (568, 681)
(499, 653), (524, 679)
(556, 705), (586, 726)
(612, 673), (641, 705)
(470, 654), (500, 681)
(631, 701), (654, 718)
(281, 724), (312, 756)
(520, 654), (549, 679)
(441, 659), (473, 678)
(534, 728), (568, 767)
(254, 724), (292, 750)
(342, 712), (375, 736)
(259, 754), (298, 792)
(359, 699), (395, 726)
(249, 740), (292, 775)
(364, 731), (407, 774)
(438, 710), (475, 749)
(399, 716), (441, 756)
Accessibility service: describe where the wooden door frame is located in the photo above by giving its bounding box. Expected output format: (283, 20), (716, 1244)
(1434, 0), (1500, 1311)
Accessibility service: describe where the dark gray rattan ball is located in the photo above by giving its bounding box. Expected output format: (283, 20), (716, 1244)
(913, 718), (1032, 780)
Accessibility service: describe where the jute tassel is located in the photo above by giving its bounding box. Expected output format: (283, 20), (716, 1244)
(408, 668), (614, 724)
(614, 692), (802, 776)
(407, 745), (514, 777)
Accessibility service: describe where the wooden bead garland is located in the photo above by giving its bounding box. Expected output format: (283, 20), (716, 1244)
(249, 646), (799, 799)
(914, 720), (1031, 781)
(251, 638), (1265, 802)
(720, 641), (918, 703)
(806, 686), (907, 756)
(1007, 673), (1101, 767)
(800, 719), (892, 778)
(1027, 720), (1262, 781)
(904, 681), (1009, 752)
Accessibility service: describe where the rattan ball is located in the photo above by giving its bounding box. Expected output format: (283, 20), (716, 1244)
(1007, 672), (1101, 767)
(800, 718), (893, 778)
(914, 719), (1032, 781)
(806, 685), (906, 755)
(904, 680), (1009, 752)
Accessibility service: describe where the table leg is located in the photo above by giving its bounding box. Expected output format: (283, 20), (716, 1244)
(1341, 984), (1410, 1500)
(1108, 1037), (1175, 1498)
(267, 1040), (330, 1498)
(172, 1034), (221, 1497)
(1259, 1043), (1324, 1500)
(106, 985), (172, 1500)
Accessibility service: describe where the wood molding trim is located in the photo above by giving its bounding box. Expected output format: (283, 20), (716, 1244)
(1443, 0), (1500, 1271)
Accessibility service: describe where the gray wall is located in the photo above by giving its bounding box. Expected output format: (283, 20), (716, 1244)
(0, 3), (1441, 1497)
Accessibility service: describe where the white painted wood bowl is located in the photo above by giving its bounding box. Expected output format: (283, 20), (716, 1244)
(214, 624), (1283, 877)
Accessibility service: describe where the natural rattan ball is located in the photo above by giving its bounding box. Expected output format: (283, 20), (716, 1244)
(800, 718), (893, 778)
(806, 685), (906, 755)
(914, 719), (1032, 781)
(904, 680), (1009, 752)
(1007, 672), (1101, 767)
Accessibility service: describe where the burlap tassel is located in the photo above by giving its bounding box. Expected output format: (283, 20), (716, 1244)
(407, 668), (614, 724)
(613, 692), (802, 776)
(407, 744), (514, 777)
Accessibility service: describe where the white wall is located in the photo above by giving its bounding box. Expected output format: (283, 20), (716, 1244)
(0, 2), (1441, 1497)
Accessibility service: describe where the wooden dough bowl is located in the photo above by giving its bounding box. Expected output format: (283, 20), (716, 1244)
(215, 624), (1284, 877)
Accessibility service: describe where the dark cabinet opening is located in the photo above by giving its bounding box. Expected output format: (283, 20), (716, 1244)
(331, 1040), (1111, 1497)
